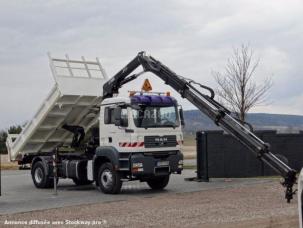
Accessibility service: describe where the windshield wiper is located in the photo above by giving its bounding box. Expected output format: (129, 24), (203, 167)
(140, 125), (176, 129)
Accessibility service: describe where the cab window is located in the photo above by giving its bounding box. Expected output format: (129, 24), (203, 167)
(104, 106), (128, 127)
(120, 108), (128, 127)
(104, 107), (115, 124)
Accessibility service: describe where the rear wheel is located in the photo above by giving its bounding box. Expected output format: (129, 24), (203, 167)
(31, 161), (54, 188)
(147, 175), (170, 190)
(98, 162), (122, 194)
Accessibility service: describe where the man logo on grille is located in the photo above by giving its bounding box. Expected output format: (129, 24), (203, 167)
(155, 137), (168, 146)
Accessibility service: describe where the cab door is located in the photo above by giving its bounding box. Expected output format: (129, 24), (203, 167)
(100, 105), (130, 149)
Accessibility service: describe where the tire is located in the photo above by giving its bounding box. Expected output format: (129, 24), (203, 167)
(97, 162), (122, 194)
(72, 178), (94, 186)
(147, 175), (170, 190)
(31, 161), (54, 188)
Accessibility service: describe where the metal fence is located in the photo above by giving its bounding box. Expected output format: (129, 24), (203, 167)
(196, 130), (303, 178)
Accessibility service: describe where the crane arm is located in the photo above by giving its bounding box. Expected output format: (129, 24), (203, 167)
(103, 51), (297, 202)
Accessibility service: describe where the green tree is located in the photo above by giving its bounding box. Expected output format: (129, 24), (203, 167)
(0, 131), (8, 154)
(0, 125), (22, 154)
(8, 125), (22, 134)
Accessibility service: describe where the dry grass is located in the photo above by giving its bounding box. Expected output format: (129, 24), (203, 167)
(183, 134), (196, 146)
(1, 162), (19, 170)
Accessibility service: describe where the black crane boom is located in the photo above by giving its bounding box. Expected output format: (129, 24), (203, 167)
(103, 51), (297, 202)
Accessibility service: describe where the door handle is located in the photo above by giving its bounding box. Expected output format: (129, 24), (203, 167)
(125, 129), (134, 133)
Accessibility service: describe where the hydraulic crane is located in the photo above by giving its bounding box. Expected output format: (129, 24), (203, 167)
(103, 51), (297, 203)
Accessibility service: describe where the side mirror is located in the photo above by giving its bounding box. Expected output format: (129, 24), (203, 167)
(114, 107), (122, 126)
(179, 108), (185, 126)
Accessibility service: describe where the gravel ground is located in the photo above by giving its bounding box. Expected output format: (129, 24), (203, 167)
(0, 181), (298, 228)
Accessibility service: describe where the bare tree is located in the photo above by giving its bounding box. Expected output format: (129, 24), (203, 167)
(212, 44), (273, 123)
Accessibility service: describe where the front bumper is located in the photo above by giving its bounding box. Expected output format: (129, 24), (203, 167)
(130, 151), (183, 177)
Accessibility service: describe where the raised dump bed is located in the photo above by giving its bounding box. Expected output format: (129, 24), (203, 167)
(6, 54), (108, 161)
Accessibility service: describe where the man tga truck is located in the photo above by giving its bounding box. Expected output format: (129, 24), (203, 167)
(6, 54), (184, 194)
(6, 51), (298, 204)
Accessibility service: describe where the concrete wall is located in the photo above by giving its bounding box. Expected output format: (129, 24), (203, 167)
(203, 130), (303, 178)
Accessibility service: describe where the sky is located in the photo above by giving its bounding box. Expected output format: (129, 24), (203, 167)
(0, 0), (303, 129)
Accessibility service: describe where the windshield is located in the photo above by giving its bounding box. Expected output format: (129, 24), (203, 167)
(132, 105), (179, 128)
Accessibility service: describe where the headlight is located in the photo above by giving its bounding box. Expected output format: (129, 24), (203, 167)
(132, 162), (143, 168)
(132, 162), (144, 173)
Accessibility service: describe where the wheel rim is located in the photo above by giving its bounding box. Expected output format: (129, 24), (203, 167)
(101, 169), (113, 189)
(34, 167), (43, 184)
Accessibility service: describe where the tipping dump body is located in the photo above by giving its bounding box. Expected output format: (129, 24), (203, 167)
(6, 55), (108, 161)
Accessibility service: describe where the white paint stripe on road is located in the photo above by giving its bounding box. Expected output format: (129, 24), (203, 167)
(2, 174), (29, 178)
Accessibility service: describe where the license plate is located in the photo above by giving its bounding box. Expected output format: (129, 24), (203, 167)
(157, 161), (169, 166)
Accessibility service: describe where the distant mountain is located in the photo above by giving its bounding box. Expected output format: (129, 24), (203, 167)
(183, 110), (303, 134)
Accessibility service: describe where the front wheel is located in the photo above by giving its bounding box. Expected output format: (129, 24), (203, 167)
(147, 175), (170, 190)
(98, 162), (122, 194)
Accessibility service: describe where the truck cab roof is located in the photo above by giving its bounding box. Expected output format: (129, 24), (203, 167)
(101, 97), (131, 106)
(101, 95), (178, 107)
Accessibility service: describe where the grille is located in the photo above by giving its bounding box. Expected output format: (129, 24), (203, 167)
(144, 135), (177, 148)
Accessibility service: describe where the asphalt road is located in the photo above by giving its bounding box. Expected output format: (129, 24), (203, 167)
(0, 169), (274, 215)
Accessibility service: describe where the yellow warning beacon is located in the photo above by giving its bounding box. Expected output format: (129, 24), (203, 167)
(141, 79), (153, 92)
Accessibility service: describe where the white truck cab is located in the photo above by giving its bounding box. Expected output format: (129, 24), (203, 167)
(94, 93), (184, 193)
(100, 95), (183, 151)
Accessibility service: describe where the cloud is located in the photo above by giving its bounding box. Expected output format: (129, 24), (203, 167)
(253, 92), (303, 115)
(0, 0), (303, 128)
